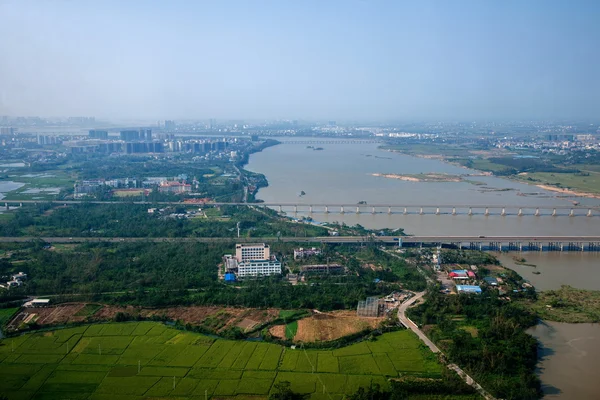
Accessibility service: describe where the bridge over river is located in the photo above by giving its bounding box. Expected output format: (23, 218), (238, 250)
(2, 235), (600, 252)
(4, 200), (600, 217)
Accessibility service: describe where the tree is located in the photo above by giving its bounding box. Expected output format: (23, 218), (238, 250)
(269, 381), (305, 400)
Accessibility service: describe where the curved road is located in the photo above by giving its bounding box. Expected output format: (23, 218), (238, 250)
(398, 292), (497, 400)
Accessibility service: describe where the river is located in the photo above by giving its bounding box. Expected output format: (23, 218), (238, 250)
(245, 139), (599, 235)
(246, 139), (600, 398)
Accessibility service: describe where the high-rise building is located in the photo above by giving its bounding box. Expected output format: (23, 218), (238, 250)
(139, 128), (152, 141)
(164, 120), (176, 130)
(0, 127), (16, 136)
(120, 130), (139, 141)
(89, 130), (108, 140)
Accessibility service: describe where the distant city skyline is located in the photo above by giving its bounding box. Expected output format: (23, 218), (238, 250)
(1, 1), (599, 121)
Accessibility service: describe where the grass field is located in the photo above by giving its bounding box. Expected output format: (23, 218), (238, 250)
(514, 171), (600, 195)
(0, 322), (443, 400)
(284, 321), (297, 340)
(0, 308), (19, 327)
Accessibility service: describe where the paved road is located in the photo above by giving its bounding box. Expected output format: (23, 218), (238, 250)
(3, 199), (598, 210)
(1, 235), (599, 245)
(397, 291), (440, 353)
(397, 292), (497, 400)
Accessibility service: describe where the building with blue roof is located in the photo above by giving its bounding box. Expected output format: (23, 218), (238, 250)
(456, 285), (482, 294)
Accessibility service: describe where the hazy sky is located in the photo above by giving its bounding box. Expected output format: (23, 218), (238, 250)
(1, 0), (599, 121)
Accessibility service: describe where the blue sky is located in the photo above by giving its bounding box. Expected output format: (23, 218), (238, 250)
(0, 0), (599, 121)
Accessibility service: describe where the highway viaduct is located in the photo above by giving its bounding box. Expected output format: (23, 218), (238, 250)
(3, 235), (600, 252)
(3, 200), (600, 217)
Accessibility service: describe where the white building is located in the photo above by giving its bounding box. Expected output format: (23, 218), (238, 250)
(293, 247), (321, 260)
(237, 259), (282, 278)
(235, 243), (270, 263)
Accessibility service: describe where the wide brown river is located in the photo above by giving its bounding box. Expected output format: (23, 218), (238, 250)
(246, 139), (600, 398)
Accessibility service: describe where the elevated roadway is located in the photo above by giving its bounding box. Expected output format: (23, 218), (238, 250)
(3, 200), (599, 216)
(2, 235), (600, 251)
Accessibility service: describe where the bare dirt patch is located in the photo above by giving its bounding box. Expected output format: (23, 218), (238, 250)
(8, 303), (279, 333)
(269, 324), (286, 339)
(293, 310), (384, 342)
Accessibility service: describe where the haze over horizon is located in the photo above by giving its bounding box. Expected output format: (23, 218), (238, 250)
(1, 0), (599, 121)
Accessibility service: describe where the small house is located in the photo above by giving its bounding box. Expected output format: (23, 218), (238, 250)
(483, 276), (498, 286)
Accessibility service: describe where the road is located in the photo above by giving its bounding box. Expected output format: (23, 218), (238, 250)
(1, 235), (599, 245)
(397, 292), (497, 400)
(2, 199), (599, 210)
(397, 291), (440, 353)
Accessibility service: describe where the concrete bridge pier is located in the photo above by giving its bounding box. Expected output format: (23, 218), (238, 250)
(501, 208), (506, 216)
(388, 207), (392, 214)
(567, 242), (583, 251)
(528, 242), (541, 251)
(552, 208), (557, 217)
(508, 242), (522, 251)
(309, 205), (313, 214)
(489, 242), (501, 251)
(278, 205), (282, 213)
(4, 203), (8, 210)
(436, 207), (440, 215)
(587, 209), (593, 217)
(419, 207), (424, 215)
(19, 203), (22, 207)
(372, 207), (376, 214)
(340, 206), (344, 214)
(452, 207), (456, 215)
(569, 209), (574, 217)
(324, 206), (329, 213)
(403, 207), (407, 215)
(484, 208), (489, 216)
(356, 206), (360, 214)
(294, 205), (298, 213)
(518, 208), (523, 216)
(535, 208), (540, 217)
(588, 242), (600, 252)
(549, 242), (561, 251)
(468, 207), (473, 216)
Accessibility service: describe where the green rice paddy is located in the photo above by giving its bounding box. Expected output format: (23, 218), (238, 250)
(0, 322), (442, 400)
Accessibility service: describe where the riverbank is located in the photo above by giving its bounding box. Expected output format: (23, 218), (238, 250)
(524, 286), (600, 323)
(381, 146), (600, 200)
(532, 184), (600, 200)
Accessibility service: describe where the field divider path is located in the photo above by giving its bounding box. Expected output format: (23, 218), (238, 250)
(300, 344), (334, 400)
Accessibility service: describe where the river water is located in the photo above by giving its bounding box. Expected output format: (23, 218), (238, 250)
(246, 139), (600, 398)
(245, 140), (599, 235)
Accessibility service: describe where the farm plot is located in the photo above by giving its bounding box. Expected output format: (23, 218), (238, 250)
(0, 322), (443, 400)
